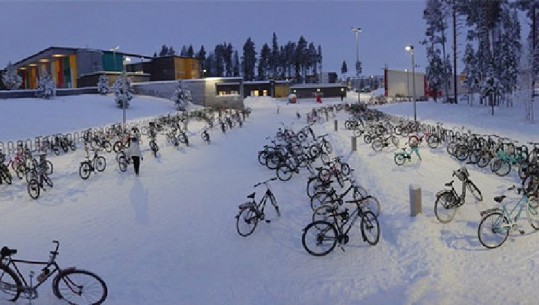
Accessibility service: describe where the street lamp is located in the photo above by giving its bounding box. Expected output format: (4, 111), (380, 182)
(405, 45), (416, 122)
(351, 27), (362, 104)
(122, 56), (131, 128)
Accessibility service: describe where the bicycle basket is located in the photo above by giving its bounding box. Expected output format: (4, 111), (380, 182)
(454, 166), (469, 181)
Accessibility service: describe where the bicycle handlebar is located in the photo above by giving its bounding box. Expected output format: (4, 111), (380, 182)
(254, 177), (277, 188)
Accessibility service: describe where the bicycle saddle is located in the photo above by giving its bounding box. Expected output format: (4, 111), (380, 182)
(0, 246), (17, 258)
(444, 180), (454, 187)
(494, 195), (506, 203)
(247, 192), (256, 199)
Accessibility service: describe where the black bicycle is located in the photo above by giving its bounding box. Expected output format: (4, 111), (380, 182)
(235, 177), (281, 237)
(79, 146), (106, 180)
(302, 197), (380, 256)
(434, 166), (483, 223)
(0, 240), (107, 304)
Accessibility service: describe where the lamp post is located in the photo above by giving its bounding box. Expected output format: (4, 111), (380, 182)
(405, 45), (416, 122)
(122, 56), (131, 128)
(110, 46), (119, 73)
(351, 27), (362, 104)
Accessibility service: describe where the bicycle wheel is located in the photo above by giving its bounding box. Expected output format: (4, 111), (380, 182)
(523, 175), (539, 196)
(118, 156), (128, 172)
(257, 150), (268, 166)
(394, 153), (406, 166)
(323, 140), (333, 155)
(361, 211), (380, 246)
(371, 139), (383, 152)
(95, 156), (106, 172)
(236, 208), (258, 237)
(427, 135), (440, 149)
(492, 159), (511, 177)
(477, 151), (491, 168)
(318, 168), (332, 182)
(113, 141), (123, 153)
(306, 177), (325, 198)
(79, 162), (92, 180)
(0, 264), (22, 302)
(276, 164), (294, 181)
(301, 221), (338, 256)
(102, 140), (112, 153)
(312, 204), (336, 224)
(310, 191), (333, 211)
(466, 181), (483, 201)
(527, 197), (539, 230)
(0, 171), (12, 185)
(434, 191), (458, 223)
(408, 135), (420, 147)
(478, 212), (509, 249)
(27, 179), (40, 199)
(340, 163), (351, 176)
(53, 269), (108, 305)
(45, 160), (54, 175)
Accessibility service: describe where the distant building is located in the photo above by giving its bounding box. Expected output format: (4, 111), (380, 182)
(9, 46), (200, 89)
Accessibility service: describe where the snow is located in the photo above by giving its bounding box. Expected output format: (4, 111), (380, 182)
(0, 93), (538, 305)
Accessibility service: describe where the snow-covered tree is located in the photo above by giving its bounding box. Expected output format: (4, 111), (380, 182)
(1, 62), (22, 90)
(97, 74), (110, 95)
(112, 76), (133, 108)
(35, 71), (56, 99)
(171, 81), (192, 111)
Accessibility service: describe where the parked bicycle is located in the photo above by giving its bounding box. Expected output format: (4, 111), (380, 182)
(235, 177), (281, 237)
(0, 240), (107, 304)
(394, 144), (422, 166)
(478, 186), (539, 249)
(301, 198), (380, 256)
(434, 166), (483, 223)
(79, 145), (106, 180)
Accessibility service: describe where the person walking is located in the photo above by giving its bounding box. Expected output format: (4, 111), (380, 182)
(129, 134), (143, 176)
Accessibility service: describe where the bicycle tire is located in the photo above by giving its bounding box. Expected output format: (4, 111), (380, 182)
(102, 141), (112, 153)
(27, 179), (40, 199)
(523, 175), (539, 196)
(310, 191), (334, 211)
(53, 268), (108, 305)
(361, 211), (380, 245)
(477, 151), (491, 168)
(95, 156), (106, 172)
(340, 163), (351, 176)
(360, 196), (381, 217)
(408, 135), (420, 147)
(0, 171), (12, 185)
(45, 160), (54, 175)
(306, 177), (325, 198)
(371, 139), (383, 152)
(478, 212), (509, 249)
(311, 204), (336, 224)
(394, 153), (406, 166)
(236, 208), (258, 237)
(427, 135), (440, 149)
(434, 191), (458, 223)
(466, 181), (483, 201)
(493, 159), (511, 177)
(276, 164), (294, 181)
(0, 264), (22, 302)
(79, 162), (92, 180)
(301, 221), (338, 256)
(43, 174), (53, 188)
(118, 156), (128, 172)
(527, 197), (539, 230)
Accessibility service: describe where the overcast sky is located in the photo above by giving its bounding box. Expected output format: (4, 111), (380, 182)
(0, 0), (429, 77)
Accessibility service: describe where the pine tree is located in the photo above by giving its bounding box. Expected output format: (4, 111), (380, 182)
(97, 74), (110, 95)
(35, 71), (56, 99)
(242, 38), (257, 81)
(232, 50), (240, 77)
(112, 75), (133, 108)
(341, 61), (348, 81)
(258, 43), (271, 80)
(187, 45), (195, 58)
(1, 62), (22, 90)
(270, 33), (280, 79)
(171, 80), (192, 111)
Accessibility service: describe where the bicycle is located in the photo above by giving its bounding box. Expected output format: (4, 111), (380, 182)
(478, 186), (539, 249)
(200, 127), (211, 144)
(26, 166), (53, 200)
(394, 144), (422, 166)
(0, 240), (107, 304)
(79, 145), (106, 180)
(301, 198), (380, 256)
(434, 166), (483, 223)
(235, 177), (281, 237)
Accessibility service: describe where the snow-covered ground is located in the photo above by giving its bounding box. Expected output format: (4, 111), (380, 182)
(0, 93), (538, 305)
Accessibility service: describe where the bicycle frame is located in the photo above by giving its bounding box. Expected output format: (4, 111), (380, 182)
(2, 257), (62, 292)
(327, 205), (362, 239)
(482, 195), (529, 231)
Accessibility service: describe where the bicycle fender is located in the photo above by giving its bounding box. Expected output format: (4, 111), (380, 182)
(436, 190), (450, 197)
(238, 202), (255, 210)
(51, 267), (77, 298)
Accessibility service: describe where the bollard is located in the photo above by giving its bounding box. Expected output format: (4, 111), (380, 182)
(334, 120), (338, 132)
(409, 184), (422, 216)
(351, 136), (357, 151)
(325, 111), (329, 121)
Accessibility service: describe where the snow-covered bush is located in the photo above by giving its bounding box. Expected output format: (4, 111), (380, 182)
(1, 62), (22, 90)
(112, 76), (133, 108)
(35, 71), (56, 99)
(171, 81), (192, 111)
(97, 74), (110, 95)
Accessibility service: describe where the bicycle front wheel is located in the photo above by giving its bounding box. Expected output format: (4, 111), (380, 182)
(527, 197), (539, 230)
(434, 191), (458, 223)
(79, 162), (91, 180)
(236, 208), (258, 237)
(466, 181), (483, 201)
(0, 264), (22, 302)
(301, 221), (338, 256)
(53, 269), (108, 305)
(276, 164), (294, 181)
(361, 211), (380, 246)
(478, 212), (509, 249)
(27, 179), (40, 199)
(394, 153), (406, 166)
(95, 156), (106, 172)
